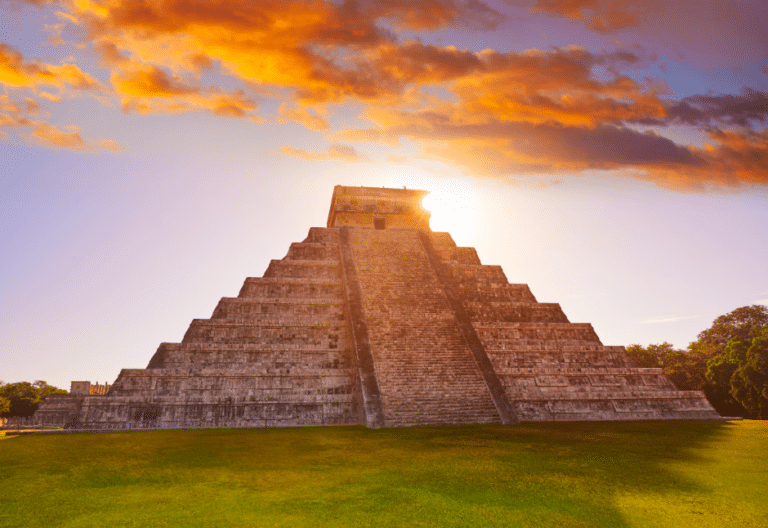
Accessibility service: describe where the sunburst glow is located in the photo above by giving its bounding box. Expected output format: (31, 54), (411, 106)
(422, 187), (479, 243)
(383, 171), (480, 245)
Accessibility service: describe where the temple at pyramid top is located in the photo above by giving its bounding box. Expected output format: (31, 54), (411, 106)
(327, 185), (431, 230)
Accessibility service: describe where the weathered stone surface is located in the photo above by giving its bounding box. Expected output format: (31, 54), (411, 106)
(345, 228), (501, 427)
(34, 185), (719, 428)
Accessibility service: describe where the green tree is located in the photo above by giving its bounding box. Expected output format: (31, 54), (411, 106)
(661, 347), (710, 391)
(693, 305), (768, 352)
(730, 327), (768, 418)
(626, 343), (669, 368)
(625, 343), (707, 391)
(687, 306), (768, 416)
(33, 380), (68, 399)
(673, 305), (768, 415)
(0, 380), (67, 418)
(703, 339), (748, 416)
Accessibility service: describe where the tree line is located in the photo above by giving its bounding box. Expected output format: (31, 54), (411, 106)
(626, 305), (768, 418)
(0, 380), (67, 419)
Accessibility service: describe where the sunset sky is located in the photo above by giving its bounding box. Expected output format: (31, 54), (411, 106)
(2, 0), (767, 389)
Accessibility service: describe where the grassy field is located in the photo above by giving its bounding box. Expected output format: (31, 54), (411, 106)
(1, 421), (766, 527)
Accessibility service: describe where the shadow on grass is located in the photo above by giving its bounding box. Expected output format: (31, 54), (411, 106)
(348, 420), (739, 527)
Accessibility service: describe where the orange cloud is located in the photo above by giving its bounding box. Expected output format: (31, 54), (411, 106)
(38, 91), (62, 102)
(1, 93), (123, 152)
(71, 0), (506, 103)
(337, 91), (767, 190)
(58, 0), (647, 113)
(76, 0), (388, 100)
(676, 129), (768, 190)
(328, 143), (370, 161)
(526, 0), (644, 33)
(0, 94), (36, 127)
(0, 44), (32, 86)
(111, 65), (258, 117)
(368, 0), (505, 30)
(112, 66), (199, 98)
(0, 43), (104, 91)
(663, 90), (768, 127)
(280, 145), (321, 160)
(93, 41), (130, 67)
(98, 138), (125, 152)
(28, 122), (92, 150)
(509, 0), (767, 73)
(277, 103), (329, 131)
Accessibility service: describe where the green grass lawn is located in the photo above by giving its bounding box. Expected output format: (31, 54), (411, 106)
(1, 421), (766, 527)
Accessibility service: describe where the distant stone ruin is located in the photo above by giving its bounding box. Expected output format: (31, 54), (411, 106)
(34, 185), (719, 428)
(35, 381), (111, 428)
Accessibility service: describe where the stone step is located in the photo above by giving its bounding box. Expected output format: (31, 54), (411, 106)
(153, 342), (349, 352)
(302, 227), (341, 245)
(182, 321), (348, 347)
(147, 345), (354, 369)
(455, 283), (538, 303)
(102, 391), (358, 403)
(507, 389), (710, 400)
(497, 366), (667, 375)
(427, 232), (457, 249)
(203, 314), (345, 326)
(465, 301), (569, 323)
(434, 246), (481, 265)
(500, 380), (677, 394)
(513, 395), (720, 421)
(238, 277), (343, 299)
(79, 399), (359, 428)
(283, 242), (341, 261)
(263, 259), (342, 280)
(444, 263), (509, 285)
(384, 408), (502, 427)
(186, 319), (347, 329)
(212, 297), (344, 319)
(153, 359), (353, 370)
(486, 344), (626, 352)
(486, 347), (635, 368)
(110, 369), (357, 398)
(475, 322), (602, 344)
(117, 367), (356, 377)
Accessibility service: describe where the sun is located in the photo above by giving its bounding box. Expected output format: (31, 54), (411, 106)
(382, 170), (480, 245)
(421, 186), (479, 245)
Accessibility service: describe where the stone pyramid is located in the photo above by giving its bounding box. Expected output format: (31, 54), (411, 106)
(35, 185), (719, 429)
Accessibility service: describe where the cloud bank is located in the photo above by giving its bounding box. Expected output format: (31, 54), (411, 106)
(0, 0), (766, 190)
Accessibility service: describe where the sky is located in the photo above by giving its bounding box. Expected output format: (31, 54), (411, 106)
(1, 0), (767, 389)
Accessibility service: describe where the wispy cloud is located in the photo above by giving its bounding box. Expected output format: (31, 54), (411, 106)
(279, 143), (371, 162)
(641, 315), (700, 324)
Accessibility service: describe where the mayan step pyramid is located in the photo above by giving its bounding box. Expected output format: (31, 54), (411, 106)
(35, 185), (719, 429)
